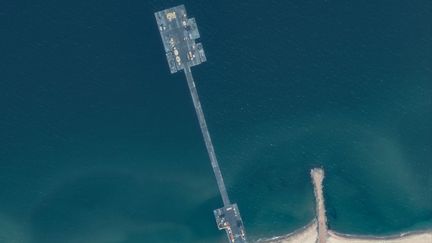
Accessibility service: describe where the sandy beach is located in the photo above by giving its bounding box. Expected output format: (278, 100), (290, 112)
(257, 221), (318, 243)
(262, 223), (432, 243)
(327, 230), (432, 243)
(261, 168), (432, 243)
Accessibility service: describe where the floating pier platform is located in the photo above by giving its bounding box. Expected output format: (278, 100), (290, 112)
(154, 5), (206, 73)
(155, 5), (247, 243)
(214, 204), (247, 243)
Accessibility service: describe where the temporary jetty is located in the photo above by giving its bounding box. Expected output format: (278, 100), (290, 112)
(155, 5), (247, 243)
(153, 6), (431, 243)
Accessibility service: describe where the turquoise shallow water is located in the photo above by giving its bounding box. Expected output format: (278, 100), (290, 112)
(0, 1), (431, 242)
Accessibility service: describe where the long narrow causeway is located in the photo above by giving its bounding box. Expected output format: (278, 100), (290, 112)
(311, 168), (328, 243)
(184, 66), (231, 206)
(155, 5), (247, 243)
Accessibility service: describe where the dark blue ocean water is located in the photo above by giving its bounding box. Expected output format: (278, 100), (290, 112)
(1, 1), (431, 242)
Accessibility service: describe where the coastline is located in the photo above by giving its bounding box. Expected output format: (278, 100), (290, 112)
(261, 221), (432, 243)
(328, 229), (432, 242)
(261, 168), (432, 243)
(257, 220), (318, 243)
(327, 229), (432, 243)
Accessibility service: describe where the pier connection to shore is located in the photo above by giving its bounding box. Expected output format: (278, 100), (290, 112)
(153, 6), (432, 243)
(155, 5), (247, 243)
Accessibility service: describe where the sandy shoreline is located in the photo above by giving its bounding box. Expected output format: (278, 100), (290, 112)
(260, 221), (432, 243)
(260, 167), (432, 243)
(327, 229), (432, 243)
(257, 220), (318, 243)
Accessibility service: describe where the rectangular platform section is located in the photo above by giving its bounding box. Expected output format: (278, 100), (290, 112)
(214, 204), (247, 243)
(154, 5), (206, 73)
